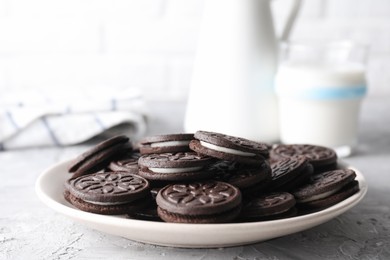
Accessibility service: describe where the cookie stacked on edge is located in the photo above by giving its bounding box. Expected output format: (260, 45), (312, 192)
(65, 135), (153, 215)
(64, 131), (360, 224)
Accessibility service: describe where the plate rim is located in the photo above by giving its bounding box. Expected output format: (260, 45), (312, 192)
(35, 159), (368, 248)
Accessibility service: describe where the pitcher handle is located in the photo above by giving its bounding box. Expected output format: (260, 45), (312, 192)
(279, 0), (302, 42)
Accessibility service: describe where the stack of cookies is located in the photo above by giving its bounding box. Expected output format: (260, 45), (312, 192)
(64, 130), (359, 224)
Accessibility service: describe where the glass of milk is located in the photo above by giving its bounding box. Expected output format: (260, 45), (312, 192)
(275, 41), (368, 157)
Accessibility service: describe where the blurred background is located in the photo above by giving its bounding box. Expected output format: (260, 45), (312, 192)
(0, 0), (388, 100)
(0, 0), (389, 150)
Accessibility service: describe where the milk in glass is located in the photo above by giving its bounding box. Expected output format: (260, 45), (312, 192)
(275, 42), (367, 157)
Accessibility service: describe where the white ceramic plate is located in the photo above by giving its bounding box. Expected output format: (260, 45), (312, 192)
(35, 160), (367, 248)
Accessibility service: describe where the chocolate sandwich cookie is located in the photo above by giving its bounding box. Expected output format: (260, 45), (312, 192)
(65, 172), (150, 215)
(138, 152), (215, 182)
(156, 181), (242, 223)
(139, 133), (194, 155)
(270, 144), (338, 173)
(68, 135), (132, 178)
(211, 160), (271, 193)
(190, 130), (269, 165)
(277, 164), (313, 192)
(108, 152), (140, 174)
(292, 169), (358, 209)
(268, 157), (313, 192)
(240, 192), (296, 222)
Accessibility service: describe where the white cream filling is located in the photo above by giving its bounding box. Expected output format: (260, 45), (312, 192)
(150, 140), (190, 147)
(200, 141), (256, 157)
(149, 166), (203, 174)
(83, 200), (132, 206)
(298, 186), (344, 203)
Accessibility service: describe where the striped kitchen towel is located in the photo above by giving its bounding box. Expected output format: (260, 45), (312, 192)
(0, 88), (147, 150)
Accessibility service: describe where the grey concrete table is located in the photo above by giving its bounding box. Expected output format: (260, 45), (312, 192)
(1, 96), (389, 260)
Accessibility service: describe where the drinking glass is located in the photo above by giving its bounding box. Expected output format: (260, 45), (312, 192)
(275, 41), (368, 157)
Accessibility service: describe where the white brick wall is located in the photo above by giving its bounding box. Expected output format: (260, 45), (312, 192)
(0, 0), (389, 100)
(105, 18), (200, 53)
(0, 17), (100, 53)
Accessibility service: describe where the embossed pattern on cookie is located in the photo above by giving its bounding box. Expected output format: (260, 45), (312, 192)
(156, 181), (241, 215)
(255, 193), (293, 207)
(271, 157), (307, 180)
(293, 169), (356, 199)
(108, 152), (140, 173)
(270, 144), (337, 168)
(241, 192), (296, 218)
(70, 172), (150, 203)
(266, 157), (310, 191)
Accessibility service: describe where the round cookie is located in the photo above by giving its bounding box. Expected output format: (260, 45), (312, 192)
(293, 169), (357, 208)
(240, 192), (296, 221)
(270, 144), (338, 172)
(108, 152), (140, 174)
(190, 130), (269, 165)
(66, 172), (150, 215)
(69, 135), (129, 172)
(268, 157), (312, 191)
(277, 163), (314, 192)
(156, 181), (242, 223)
(211, 160), (271, 190)
(138, 152), (215, 182)
(139, 133), (194, 155)
(301, 180), (359, 210)
(68, 135), (132, 178)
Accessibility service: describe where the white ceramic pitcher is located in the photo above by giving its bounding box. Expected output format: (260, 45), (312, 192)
(184, 0), (302, 142)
